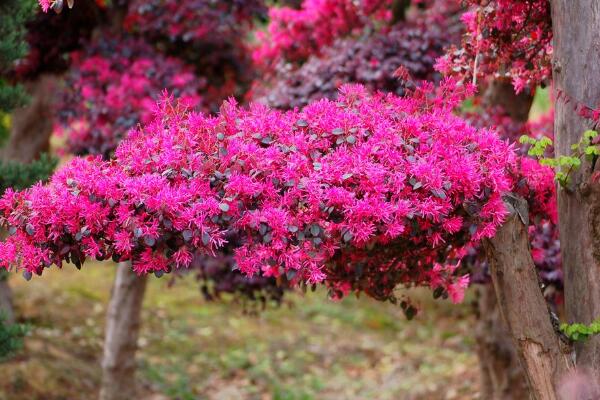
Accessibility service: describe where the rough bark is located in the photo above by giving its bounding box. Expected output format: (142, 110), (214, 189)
(0, 275), (15, 325)
(475, 286), (530, 400)
(100, 262), (148, 400)
(475, 79), (533, 400)
(0, 74), (56, 163)
(550, 0), (600, 369)
(484, 195), (571, 400)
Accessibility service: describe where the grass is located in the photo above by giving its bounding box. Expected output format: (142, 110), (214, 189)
(0, 262), (480, 400)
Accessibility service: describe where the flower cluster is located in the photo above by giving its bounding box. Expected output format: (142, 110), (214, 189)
(254, 21), (456, 109)
(467, 107), (557, 219)
(191, 234), (286, 307)
(436, 0), (552, 93)
(0, 84), (515, 304)
(55, 33), (203, 157)
(38, 0), (56, 12)
(253, 0), (392, 68)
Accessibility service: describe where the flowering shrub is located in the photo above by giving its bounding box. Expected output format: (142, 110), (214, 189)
(33, 0), (260, 109)
(255, 21), (455, 109)
(0, 83), (515, 304)
(124, 0), (266, 43)
(253, 0), (392, 68)
(436, 0), (552, 93)
(35, 0), (287, 302)
(18, 0), (104, 79)
(122, 0), (265, 107)
(56, 33), (203, 157)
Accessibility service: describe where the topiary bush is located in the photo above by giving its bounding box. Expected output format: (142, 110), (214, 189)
(0, 82), (516, 305)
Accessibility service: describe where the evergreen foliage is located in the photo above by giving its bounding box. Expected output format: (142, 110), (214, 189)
(0, 312), (27, 360)
(0, 153), (58, 192)
(0, 0), (36, 142)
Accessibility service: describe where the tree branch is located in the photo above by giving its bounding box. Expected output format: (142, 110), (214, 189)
(484, 194), (572, 400)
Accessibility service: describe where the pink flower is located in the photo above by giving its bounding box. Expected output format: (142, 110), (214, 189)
(38, 0), (51, 12)
(447, 275), (470, 304)
(173, 247), (193, 268)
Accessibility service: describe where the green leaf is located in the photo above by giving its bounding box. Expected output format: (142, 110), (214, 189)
(584, 130), (598, 140)
(585, 146), (600, 156)
(539, 158), (557, 167)
(519, 135), (533, 144)
(540, 136), (553, 147)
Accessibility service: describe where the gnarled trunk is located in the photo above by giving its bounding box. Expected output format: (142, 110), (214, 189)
(550, 0), (600, 370)
(475, 79), (533, 399)
(100, 262), (148, 400)
(0, 74), (56, 163)
(484, 195), (571, 400)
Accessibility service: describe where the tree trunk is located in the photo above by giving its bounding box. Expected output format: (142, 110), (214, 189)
(483, 79), (534, 122)
(0, 74), (56, 163)
(550, 0), (600, 369)
(484, 195), (571, 400)
(0, 274), (15, 325)
(475, 286), (530, 400)
(391, 0), (411, 24)
(475, 79), (533, 400)
(100, 262), (148, 400)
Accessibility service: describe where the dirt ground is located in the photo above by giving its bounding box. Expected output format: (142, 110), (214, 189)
(0, 261), (481, 400)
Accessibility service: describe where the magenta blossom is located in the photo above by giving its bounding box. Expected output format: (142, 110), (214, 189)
(0, 83), (515, 303)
